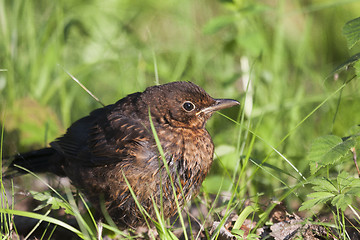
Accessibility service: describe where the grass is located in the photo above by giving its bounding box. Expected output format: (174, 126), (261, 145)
(1, 0), (360, 239)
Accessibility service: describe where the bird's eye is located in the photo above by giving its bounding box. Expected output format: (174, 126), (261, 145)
(182, 101), (195, 112)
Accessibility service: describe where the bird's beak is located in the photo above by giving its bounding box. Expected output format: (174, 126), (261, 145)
(197, 99), (240, 115)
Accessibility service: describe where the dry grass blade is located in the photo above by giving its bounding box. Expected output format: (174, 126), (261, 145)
(59, 65), (105, 107)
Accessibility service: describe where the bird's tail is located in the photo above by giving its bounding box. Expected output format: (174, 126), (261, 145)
(3, 148), (65, 178)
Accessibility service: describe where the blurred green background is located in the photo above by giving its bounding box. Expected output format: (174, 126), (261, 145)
(1, 0), (360, 214)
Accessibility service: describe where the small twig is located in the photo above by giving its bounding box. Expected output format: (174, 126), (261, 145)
(59, 65), (105, 107)
(351, 147), (360, 177)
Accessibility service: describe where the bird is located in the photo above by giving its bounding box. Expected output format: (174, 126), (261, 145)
(6, 81), (239, 229)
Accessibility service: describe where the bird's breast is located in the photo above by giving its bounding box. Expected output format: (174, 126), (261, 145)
(157, 126), (214, 190)
(158, 126), (214, 171)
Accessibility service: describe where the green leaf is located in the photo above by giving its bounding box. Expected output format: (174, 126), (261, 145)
(337, 172), (353, 191)
(306, 191), (335, 199)
(30, 191), (74, 215)
(331, 194), (352, 211)
(231, 229), (245, 237)
(299, 198), (321, 211)
(308, 135), (356, 174)
(311, 178), (337, 193)
(247, 233), (261, 240)
(299, 192), (335, 211)
(330, 53), (360, 77)
(346, 124), (360, 136)
(349, 178), (360, 188)
(346, 187), (360, 197)
(30, 191), (51, 201)
(343, 17), (360, 49)
(337, 173), (360, 196)
(354, 59), (360, 77)
(203, 15), (235, 34)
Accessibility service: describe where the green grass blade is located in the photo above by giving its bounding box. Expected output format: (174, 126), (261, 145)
(148, 108), (188, 239)
(0, 208), (84, 239)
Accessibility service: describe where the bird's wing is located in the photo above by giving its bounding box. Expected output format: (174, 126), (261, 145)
(87, 111), (154, 166)
(51, 106), (155, 166)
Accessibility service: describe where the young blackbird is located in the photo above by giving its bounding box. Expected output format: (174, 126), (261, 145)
(7, 81), (239, 228)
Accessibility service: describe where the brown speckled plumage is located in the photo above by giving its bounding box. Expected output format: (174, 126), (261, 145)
(7, 81), (239, 228)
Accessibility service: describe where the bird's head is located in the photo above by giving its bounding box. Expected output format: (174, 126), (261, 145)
(140, 82), (239, 129)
